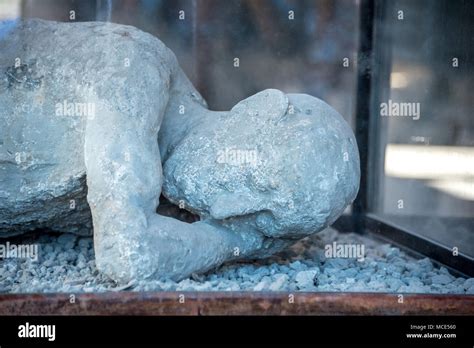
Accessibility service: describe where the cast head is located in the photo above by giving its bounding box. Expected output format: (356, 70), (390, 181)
(162, 89), (360, 241)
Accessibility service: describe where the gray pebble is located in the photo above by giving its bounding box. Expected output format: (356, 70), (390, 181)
(315, 273), (329, 286)
(289, 261), (306, 271)
(42, 244), (54, 254)
(78, 238), (91, 249)
(295, 270), (318, 290)
(253, 281), (268, 291)
(463, 278), (474, 290)
(269, 274), (289, 291)
(367, 280), (386, 291)
(399, 285), (428, 293)
(0, 229), (469, 294)
(57, 234), (77, 250)
(432, 274), (453, 285)
(405, 277), (424, 288)
(385, 277), (405, 291)
(324, 258), (351, 269)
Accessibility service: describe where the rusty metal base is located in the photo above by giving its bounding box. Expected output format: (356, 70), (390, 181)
(0, 292), (473, 315)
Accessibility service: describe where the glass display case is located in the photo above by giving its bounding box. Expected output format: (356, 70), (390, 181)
(0, 0), (472, 322)
(354, 0), (474, 277)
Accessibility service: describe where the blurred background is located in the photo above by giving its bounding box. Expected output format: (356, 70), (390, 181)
(374, 0), (474, 256)
(0, 0), (359, 118)
(0, 0), (472, 256)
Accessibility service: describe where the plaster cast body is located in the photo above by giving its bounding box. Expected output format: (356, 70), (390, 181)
(0, 19), (360, 283)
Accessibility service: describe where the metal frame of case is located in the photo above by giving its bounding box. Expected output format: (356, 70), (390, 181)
(351, 0), (474, 277)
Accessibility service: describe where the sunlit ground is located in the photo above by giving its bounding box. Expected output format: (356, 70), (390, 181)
(0, 0), (20, 20)
(385, 144), (474, 201)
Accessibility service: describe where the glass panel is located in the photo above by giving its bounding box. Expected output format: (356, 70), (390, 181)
(375, 0), (474, 257)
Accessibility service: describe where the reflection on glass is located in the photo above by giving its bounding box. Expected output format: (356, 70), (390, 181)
(377, 0), (474, 256)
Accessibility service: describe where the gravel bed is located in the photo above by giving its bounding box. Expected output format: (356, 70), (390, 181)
(1, 228), (473, 294)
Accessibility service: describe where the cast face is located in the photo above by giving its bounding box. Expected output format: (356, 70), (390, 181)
(162, 90), (360, 240)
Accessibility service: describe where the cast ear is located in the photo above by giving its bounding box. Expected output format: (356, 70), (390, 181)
(231, 89), (289, 122)
(209, 192), (264, 220)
